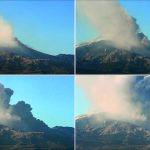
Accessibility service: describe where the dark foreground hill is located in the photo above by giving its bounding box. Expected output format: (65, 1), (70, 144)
(0, 124), (74, 150)
(76, 33), (150, 74)
(76, 113), (150, 150)
(0, 39), (74, 74)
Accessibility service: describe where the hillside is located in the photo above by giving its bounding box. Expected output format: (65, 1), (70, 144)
(76, 113), (150, 150)
(0, 39), (74, 74)
(76, 33), (150, 74)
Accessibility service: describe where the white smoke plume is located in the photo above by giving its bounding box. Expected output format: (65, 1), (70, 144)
(0, 83), (20, 126)
(77, 76), (146, 123)
(78, 0), (140, 50)
(0, 17), (17, 47)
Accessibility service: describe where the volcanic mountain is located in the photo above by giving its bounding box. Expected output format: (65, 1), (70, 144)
(0, 124), (74, 150)
(76, 33), (150, 74)
(0, 83), (74, 150)
(76, 113), (150, 150)
(0, 39), (74, 74)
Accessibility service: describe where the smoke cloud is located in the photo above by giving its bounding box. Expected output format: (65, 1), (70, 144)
(0, 82), (50, 132)
(77, 76), (146, 123)
(78, 0), (140, 50)
(0, 83), (20, 126)
(0, 17), (17, 47)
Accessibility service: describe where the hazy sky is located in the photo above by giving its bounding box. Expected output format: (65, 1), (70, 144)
(0, 1), (74, 55)
(0, 75), (74, 127)
(77, 0), (150, 44)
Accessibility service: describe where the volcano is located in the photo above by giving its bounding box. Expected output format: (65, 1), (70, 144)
(0, 83), (74, 150)
(0, 39), (74, 74)
(0, 124), (74, 150)
(76, 33), (150, 74)
(76, 113), (150, 150)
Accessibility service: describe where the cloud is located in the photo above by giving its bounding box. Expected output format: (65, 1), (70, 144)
(78, 0), (140, 50)
(77, 76), (146, 123)
(0, 17), (17, 47)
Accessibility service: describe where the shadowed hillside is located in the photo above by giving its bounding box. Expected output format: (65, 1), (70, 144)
(0, 39), (74, 74)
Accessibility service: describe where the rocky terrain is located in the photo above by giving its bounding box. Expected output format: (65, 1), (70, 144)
(76, 113), (150, 150)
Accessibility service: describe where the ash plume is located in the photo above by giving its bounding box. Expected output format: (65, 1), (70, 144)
(0, 82), (50, 132)
(78, 0), (141, 50)
(0, 83), (20, 126)
(77, 76), (146, 123)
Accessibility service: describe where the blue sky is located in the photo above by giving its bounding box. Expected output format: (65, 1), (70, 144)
(76, 87), (91, 116)
(0, 1), (74, 55)
(0, 75), (74, 128)
(77, 0), (150, 44)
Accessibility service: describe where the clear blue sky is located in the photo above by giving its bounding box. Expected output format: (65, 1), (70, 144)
(0, 1), (74, 55)
(77, 0), (150, 44)
(0, 75), (74, 128)
(76, 87), (91, 116)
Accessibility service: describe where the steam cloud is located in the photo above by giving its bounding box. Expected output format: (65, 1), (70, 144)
(78, 0), (140, 50)
(0, 82), (50, 132)
(0, 17), (17, 47)
(77, 76), (146, 123)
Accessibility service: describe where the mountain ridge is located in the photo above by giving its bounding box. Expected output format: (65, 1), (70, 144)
(76, 113), (150, 150)
(0, 123), (74, 150)
(76, 33), (150, 74)
(0, 38), (74, 74)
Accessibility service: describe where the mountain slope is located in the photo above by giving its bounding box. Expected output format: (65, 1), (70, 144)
(0, 39), (74, 74)
(0, 39), (53, 59)
(0, 124), (74, 150)
(76, 33), (150, 74)
(76, 113), (150, 150)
